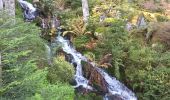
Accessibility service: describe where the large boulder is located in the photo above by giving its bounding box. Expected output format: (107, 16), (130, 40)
(81, 61), (108, 94)
(130, 22), (170, 50)
(147, 22), (170, 49)
(105, 94), (124, 100)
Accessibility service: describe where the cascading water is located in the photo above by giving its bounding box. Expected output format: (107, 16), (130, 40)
(18, 0), (39, 21)
(45, 44), (52, 65)
(56, 30), (93, 90)
(17, 1), (137, 99)
(56, 29), (137, 100)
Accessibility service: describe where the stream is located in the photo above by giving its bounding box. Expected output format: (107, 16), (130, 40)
(53, 28), (137, 100)
(18, 0), (137, 100)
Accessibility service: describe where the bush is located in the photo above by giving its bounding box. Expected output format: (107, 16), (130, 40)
(73, 35), (91, 49)
(156, 15), (169, 22)
(48, 56), (75, 83)
(94, 18), (170, 100)
(0, 18), (74, 99)
(29, 83), (74, 100)
(126, 41), (170, 100)
(95, 19), (128, 61)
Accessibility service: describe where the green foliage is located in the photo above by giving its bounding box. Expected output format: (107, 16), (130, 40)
(64, 17), (94, 49)
(95, 19), (127, 59)
(3, 0), (169, 99)
(75, 92), (103, 100)
(156, 15), (169, 22)
(65, 0), (82, 9)
(41, 0), (55, 11)
(73, 35), (91, 49)
(86, 17), (100, 33)
(0, 12), (15, 25)
(134, 67), (170, 100)
(0, 18), (74, 99)
(88, 0), (99, 11)
(93, 18), (170, 100)
(15, 0), (24, 18)
(29, 83), (74, 100)
(56, 8), (82, 26)
(48, 57), (75, 83)
(94, 19), (127, 80)
(126, 41), (170, 99)
(66, 17), (86, 35)
(84, 52), (96, 61)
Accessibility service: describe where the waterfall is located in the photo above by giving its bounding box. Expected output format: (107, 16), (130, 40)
(55, 29), (137, 100)
(56, 30), (92, 90)
(17, 1), (137, 99)
(18, 0), (38, 21)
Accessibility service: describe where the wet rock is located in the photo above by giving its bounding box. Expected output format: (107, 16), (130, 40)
(58, 28), (67, 35)
(75, 85), (91, 94)
(82, 61), (91, 79)
(81, 61), (108, 94)
(62, 31), (75, 41)
(69, 79), (77, 86)
(65, 53), (74, 63)
(64, 35), (71, 40)
(57, 48), (66, 57)
(105, 94), (123, 100)
(72, 62), (77, 68)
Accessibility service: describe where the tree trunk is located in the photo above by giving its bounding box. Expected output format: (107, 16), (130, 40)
(0, 0), (3, 10)
(81, 0), (89, 22)
(4, 0), (15, 16)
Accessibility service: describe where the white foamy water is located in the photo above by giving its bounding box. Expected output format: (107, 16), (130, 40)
(56, 31), (137, 100)
(17, 1), (137, 99)
(18, 0), (37, 20)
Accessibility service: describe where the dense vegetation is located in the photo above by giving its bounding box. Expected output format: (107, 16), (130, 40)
(0, 16), (74, 99)
(0, 0), (170, 100)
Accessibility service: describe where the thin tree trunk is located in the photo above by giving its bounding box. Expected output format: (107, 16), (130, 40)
(81, 0), (89, 22)
(4, 0), (15, 16)
(0, 0), (3, 10)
